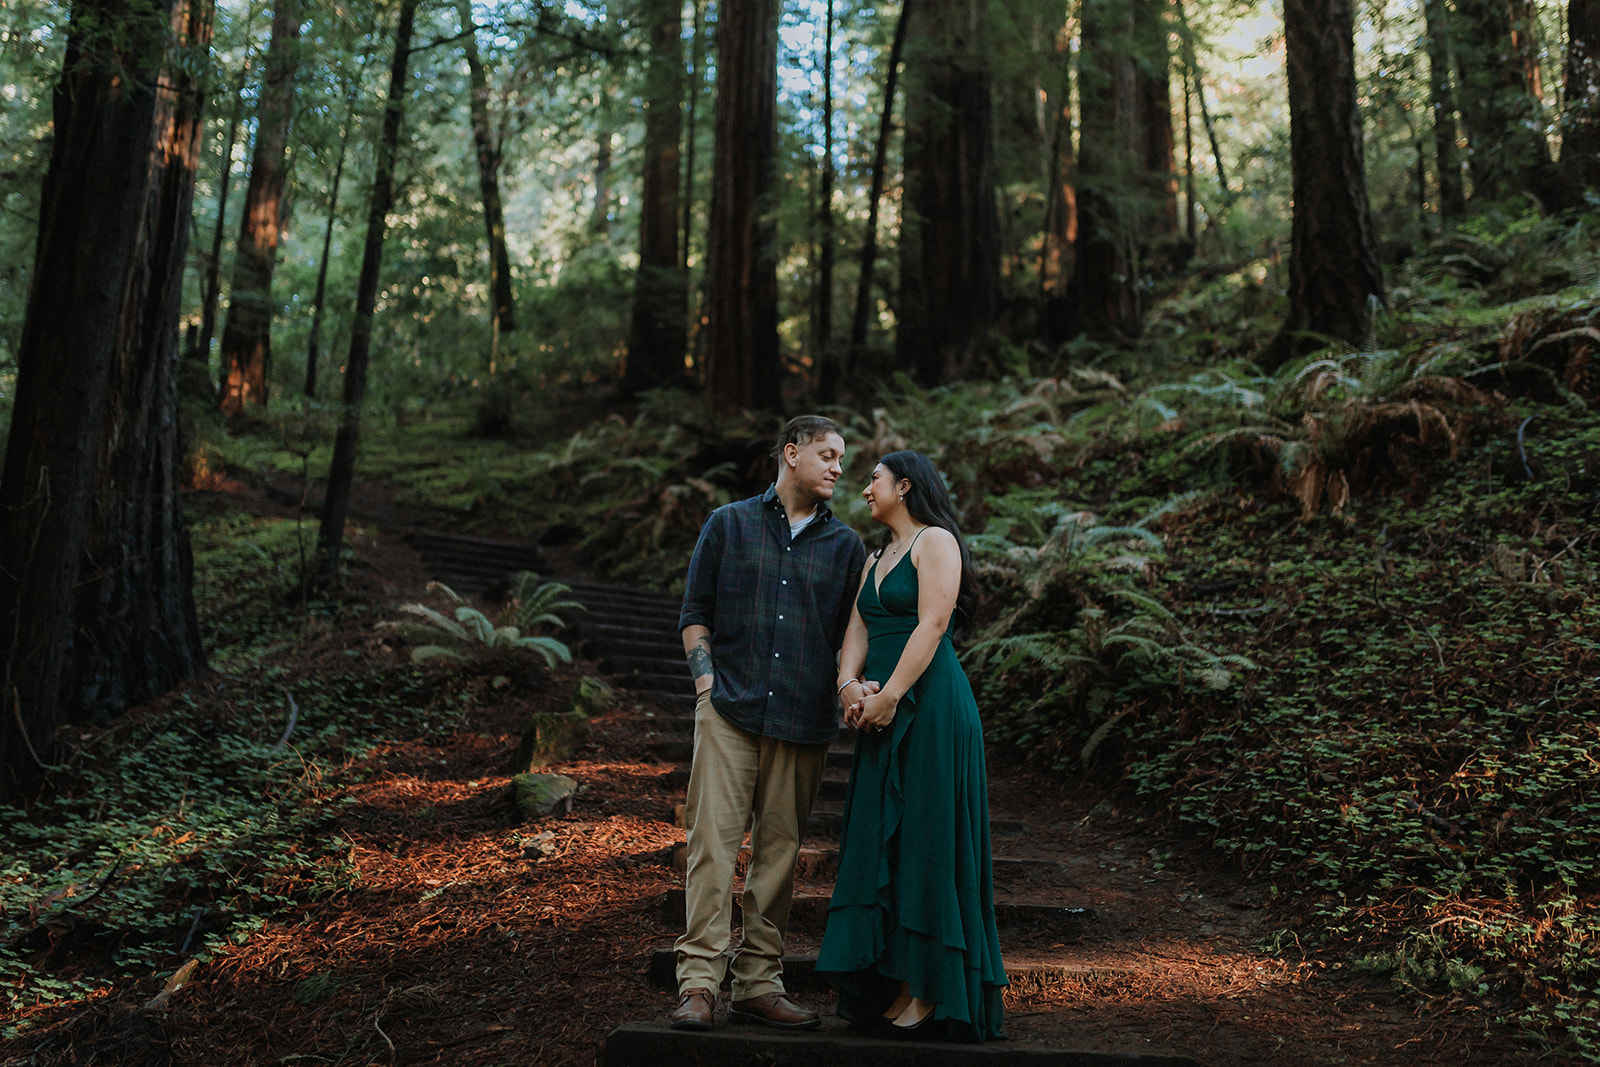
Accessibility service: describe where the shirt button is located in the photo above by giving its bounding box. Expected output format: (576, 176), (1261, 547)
(781, 579), (788, 585)
(774, 652), (780, 658)
(778, 614), (785, 620)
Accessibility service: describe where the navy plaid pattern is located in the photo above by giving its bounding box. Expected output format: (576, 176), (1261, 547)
(679, 486), (866, 745)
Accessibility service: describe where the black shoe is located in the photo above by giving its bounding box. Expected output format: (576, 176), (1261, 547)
(877, 1009), (943, 1040)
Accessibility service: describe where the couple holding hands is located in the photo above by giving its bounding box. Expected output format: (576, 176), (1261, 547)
(670, 415), (1006, 1043)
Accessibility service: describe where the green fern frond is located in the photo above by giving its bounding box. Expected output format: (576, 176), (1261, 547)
(424, 580), (467, 604)
(397, 604), (470, 641)
(410, 645), (468, 664)
(455, 606), (497, 643)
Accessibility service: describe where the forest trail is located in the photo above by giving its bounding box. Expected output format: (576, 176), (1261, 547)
(46, 498), (1528, 1066)
(393, 527), (1519, 1066)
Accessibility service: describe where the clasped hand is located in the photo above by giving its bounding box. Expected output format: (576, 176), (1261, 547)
(844, 682), (898, 733)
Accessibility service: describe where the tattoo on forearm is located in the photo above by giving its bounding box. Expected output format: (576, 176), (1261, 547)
(687, 638), (713, 681)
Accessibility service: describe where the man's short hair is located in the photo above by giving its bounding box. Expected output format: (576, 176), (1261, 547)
(770, 415), (844, 459)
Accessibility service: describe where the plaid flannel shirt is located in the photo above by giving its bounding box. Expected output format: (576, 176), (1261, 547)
(679, 486), (866, 745)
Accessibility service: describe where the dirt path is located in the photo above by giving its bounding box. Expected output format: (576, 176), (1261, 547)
(6, 496), (1548, 1066)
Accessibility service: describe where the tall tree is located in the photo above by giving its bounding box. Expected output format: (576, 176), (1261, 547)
(811, 0), (839, 403)
(1074, 0), (1145, 340)
(192, 20), (256, 401)
(1424, 0), (1467, 219)
(219, 0), (301, 416)
(847, 0), (910, 372)
(1562, 0), (1600, 193)
(896, 0), (1001, 385)
(0, 0), (209, 788)
(702, 0), (782, 414)
(624, 0), (687, 395)
(1136, 0), (1178, 246)
(304, 61), (364, 398)
(1265, 0), (1384, 369)
(1452, 0), (1552, 202)
(456, 0), (517, 352)
(317, 0), (419, 582)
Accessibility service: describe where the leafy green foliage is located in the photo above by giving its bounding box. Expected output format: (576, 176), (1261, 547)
(378, 577), (580, 668)
(0, 504), (471, 1038)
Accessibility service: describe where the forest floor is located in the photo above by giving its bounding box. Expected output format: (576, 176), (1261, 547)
(2, 478), (1560, 1067)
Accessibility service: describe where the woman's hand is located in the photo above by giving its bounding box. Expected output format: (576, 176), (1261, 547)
(841, 679), (882, 729)
(849, 687), (898, 733)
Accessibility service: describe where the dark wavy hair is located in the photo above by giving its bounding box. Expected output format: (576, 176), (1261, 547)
(876, 450), (979, 627)
(769, 414), (844, 460)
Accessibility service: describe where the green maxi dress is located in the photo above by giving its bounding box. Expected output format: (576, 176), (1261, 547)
(815, 551), (1007, 1042)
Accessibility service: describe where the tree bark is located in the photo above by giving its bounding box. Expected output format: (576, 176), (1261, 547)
(847, 0), (910, 371)
(456, 0), (517, 349)
(1074, 0), (1144, 340)
(0, 0), (209, 789)
(702, 0), (781, 415)
(1265, 0), (1384, 370)
(193, 51), (252, 401)
(624, 0), (687, 396)
(896, 0), (1000, 385)
(219, 0), (300, 416)
(1137, 0), (1178, 243)
(1423, 0), (1467, 220)
(1563, 0), (1600, 193)
(317, 0), (418, 583)
(812, 0), (838, 403)
(1452, 0), (1552, 202)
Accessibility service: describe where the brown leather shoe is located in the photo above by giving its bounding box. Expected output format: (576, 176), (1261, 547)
(729, 992), (820, 1030)
(669, 987), (716, 1031)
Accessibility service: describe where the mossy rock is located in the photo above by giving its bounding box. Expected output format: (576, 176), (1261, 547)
(512, 773), (578, 819)
(510, 675), (617, 772)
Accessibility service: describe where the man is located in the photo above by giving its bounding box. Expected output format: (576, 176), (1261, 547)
(670, 415), (866, 1031)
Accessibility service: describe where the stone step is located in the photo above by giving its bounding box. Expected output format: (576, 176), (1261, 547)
(405, 529), (547, 597)
(656, 889), (1097, 938)
(665, 800), (1027, 840)
(578, 620), (686, 646)
(603, 1021), (1204, 1066)
(561, 578), (680, 608)
(595, 643), (681, 668)
(664, 843), (1064, 883)
(642, 948), (1129, 998)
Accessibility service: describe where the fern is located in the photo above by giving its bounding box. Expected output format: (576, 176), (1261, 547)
(378, 579), (576, 670)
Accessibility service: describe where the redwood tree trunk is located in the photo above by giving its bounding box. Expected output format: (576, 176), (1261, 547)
(896, 0), (1000, 385)
(624, 0), (687, 395)
(812, 0), (838, 403)
(1563, 0), (1600, 193)
(194, 65), (249, 399)
(1452, 0), (1552, 202)
(1424, 0), (1467, 219)
(219, 0), (300, 415)
(456, 0), (517, 344)
(702, 0), (781, 415)
(0, 0), (208, 789)
(1074, 0), (1144, 340)
(1265, 0), (1384, 369)
(847, 0), (909, 372)
(317, 0), (418, 583)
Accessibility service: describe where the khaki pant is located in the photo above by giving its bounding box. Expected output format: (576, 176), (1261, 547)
(674, 690), (828, 999)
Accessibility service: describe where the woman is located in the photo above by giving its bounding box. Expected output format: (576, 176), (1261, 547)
(818, 451), (1007, 1042)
